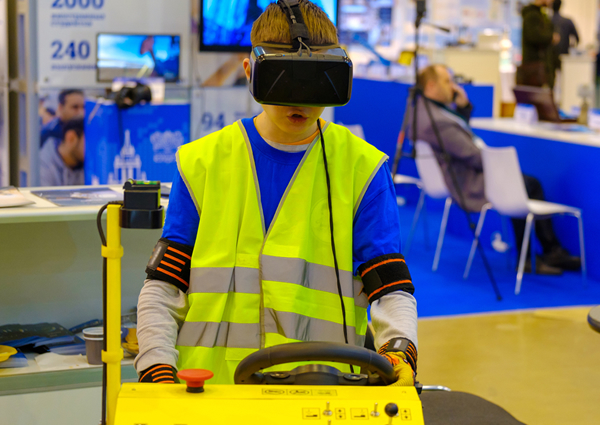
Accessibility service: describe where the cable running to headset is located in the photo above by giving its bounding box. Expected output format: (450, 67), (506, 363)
(317, 119), (351, 346)
(279, 0), (312, 55)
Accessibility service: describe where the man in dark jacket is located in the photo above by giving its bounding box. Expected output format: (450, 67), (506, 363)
(521, 0), (560, 88)
(408, 64), (581, 274)
(552, 0), (579, 69)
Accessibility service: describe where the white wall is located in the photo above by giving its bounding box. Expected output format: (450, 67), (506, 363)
(0, 387), (102, 425)
(560, 0), (599, 49)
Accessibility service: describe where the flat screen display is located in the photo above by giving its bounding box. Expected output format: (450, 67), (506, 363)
(97, 34), (181, 83)
(200, 0), (339, 52)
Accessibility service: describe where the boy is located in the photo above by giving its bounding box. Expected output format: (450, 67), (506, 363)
(135, 0), (418, 386)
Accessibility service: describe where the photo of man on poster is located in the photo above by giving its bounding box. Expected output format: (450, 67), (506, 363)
(40, 88), (85, 148)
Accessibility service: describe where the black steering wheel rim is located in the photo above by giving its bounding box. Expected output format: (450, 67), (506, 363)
(233, 342), (396, 386)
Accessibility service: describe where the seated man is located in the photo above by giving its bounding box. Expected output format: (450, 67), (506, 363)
(39, 117), (85, 187)
(408, 64), (580, 274)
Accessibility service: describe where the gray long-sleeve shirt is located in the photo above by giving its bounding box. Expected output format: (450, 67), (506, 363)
(134, 280), (418, 373)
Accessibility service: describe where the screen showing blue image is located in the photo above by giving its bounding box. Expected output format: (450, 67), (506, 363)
(97, 34), (180, 82)
(200, 0), (338, 52)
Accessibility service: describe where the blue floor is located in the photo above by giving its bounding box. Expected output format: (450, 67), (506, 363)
(396, 197), (600, 318)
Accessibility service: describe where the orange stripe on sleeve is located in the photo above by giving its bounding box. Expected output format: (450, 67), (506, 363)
(164, 253), (185, 265)
(167, 246), (191, 260)
(367, 280), (412, 301)
(360, 259), (406, 278)
(140, 365), (168, 382)
(160, 261), (182, 272)
(157, 267), (189, 287)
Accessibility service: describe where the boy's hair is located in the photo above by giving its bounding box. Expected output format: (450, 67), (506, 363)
(61, 117), (85, 142)
(251, 0), (338, 46)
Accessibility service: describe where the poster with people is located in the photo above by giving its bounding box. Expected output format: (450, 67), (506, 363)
(38, 89), (86, 187)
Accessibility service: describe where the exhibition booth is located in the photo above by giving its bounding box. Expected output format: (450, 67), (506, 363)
(1, 1), (600, 425)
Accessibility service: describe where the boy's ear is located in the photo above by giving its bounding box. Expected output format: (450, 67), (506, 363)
(243, 58), (252, 82)
(63, 129), (77, 147)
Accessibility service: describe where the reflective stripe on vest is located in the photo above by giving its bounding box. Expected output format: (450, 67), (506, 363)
(176, 121), (386, 383)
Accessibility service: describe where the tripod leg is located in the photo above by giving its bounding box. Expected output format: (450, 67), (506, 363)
(530, 217), (536, 274)
(405, 189), (425, 255)
(464, 205), (490, 279)
(433, 197), (452, 272)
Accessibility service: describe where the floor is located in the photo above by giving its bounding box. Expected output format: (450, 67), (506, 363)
(416, 307), (600, 425)
(393, 195), (600, 424)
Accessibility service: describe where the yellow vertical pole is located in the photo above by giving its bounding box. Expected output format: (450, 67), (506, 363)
(102, 204), (124, 425)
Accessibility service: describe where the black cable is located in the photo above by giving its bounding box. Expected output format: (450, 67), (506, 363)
(96, 204), (108, 425)
(97, 201), (123, 425)
(317, 120), (350, 345)
(280, 0), (297, 23)
(390, 92), (414, 176)
(317, 120), (355, 374)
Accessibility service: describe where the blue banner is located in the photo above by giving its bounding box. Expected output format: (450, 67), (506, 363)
(85, 100), (190, 184)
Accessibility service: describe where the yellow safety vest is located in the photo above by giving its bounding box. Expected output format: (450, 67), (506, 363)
(175, 120), (387, 384)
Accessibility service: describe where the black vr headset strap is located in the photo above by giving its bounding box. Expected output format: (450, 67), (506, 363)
(277, 0), (310, 50)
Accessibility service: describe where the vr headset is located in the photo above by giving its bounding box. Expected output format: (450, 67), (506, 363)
(248, 0), (353, 107)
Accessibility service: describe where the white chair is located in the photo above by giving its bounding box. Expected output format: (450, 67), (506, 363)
(413, 141), (454, 271)
(463, 145), (587, 294)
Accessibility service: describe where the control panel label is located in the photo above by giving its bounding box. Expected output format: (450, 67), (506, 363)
(350, 408), (369, 420)
(302, 408), (321, 420)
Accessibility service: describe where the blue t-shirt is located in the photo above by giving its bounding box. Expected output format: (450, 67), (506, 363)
(163, 119), (402, 274)
(40, 117), (63, 147)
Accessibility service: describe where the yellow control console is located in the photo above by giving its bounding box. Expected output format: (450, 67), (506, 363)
(115, 383), (424, 425)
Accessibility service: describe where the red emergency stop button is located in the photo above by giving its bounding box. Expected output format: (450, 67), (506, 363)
(177, 369), (214, 393)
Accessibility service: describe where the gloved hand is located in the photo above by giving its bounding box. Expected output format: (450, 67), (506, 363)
(139, 364), (178, 383)
(383, 352), (415, 387)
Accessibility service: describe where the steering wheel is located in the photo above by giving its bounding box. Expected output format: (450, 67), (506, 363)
(233, 342), (396, 386)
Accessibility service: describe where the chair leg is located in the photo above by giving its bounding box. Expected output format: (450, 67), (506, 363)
(576, 212), (587, 285)
(530, 218), (536, 273)
(516, 214), (534, 295)
(405, 189), (425, 255)
(433, 197), (452, 272)
(463, 205), (490, 279)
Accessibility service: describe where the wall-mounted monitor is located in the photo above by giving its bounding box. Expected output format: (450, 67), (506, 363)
(97, 34), (181, 83)
(199, 0), (339, 52)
